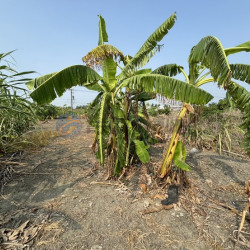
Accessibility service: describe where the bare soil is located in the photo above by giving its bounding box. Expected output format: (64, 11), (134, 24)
(0, 119), (249, 250)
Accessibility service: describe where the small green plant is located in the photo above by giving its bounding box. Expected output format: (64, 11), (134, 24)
(147, 106), (158, 117)
(147, 104), (170, 116)
(34, 104), (61, 120)
(158, 105), (171, 115)
(185, 107), (244, 154)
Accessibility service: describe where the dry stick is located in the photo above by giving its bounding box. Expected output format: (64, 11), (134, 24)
(90, 181), (120, 186)
(19, 172), (63, 175)
(118, 168), (126, 181)
(232, 239), (250, 248)
(141, 204), (173, 215)
(235, 200), (250, 248)
(202, 204), (225, 212)
(0, 161), (27, 166)
(200, 190), (243, 216)
(220, 149), (247, 158)
(1, 242), (29, 247)
(24, 226), (42, 245)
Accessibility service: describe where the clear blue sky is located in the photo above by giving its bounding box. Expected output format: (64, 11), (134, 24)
(1, 0), (249, 106)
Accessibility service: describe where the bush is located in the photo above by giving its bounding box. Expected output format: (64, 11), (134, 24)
(147, 104), (171, 116)
(147, 107), (158, 116)
(158, 105), (171, 115)
(0, 51), (36, 154)
(34, 104), (61, 120)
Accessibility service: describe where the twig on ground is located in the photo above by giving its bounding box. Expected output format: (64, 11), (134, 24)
(232, 238), (250, 248)
(220, 149), (247, 158)
(202, 204), (225, 212)
(235, 199), (250, 249)
(90, 181), (120, 186)
(200, 190), (243, 216)
(18, 172), (63, 175)
(141, 204), (173, 215)
(0, 161), (27, 166)
(118, 167), (126, 181)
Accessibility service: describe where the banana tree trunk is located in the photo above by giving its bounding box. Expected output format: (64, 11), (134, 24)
(159, 106), (188, 178)
(109, 107), (117, 176)
(124, 88), (131, 147)
(135, 89), (139, 119)
(142, 101), (155, 130)
(91, 130), (98, 153)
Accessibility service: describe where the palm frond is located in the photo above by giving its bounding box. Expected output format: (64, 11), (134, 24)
(227, 81), (250, 155)
(189, 64), (207, 85)
(228, 82), (250, 110)
(173, 141), (192, 171)
(188, 36), (231, 87)
(29, 65), (101, 104)
(131, 92), (156, 101)
(224, 41), (250, 56)
(90, 92), (103, 108)
(118, 13), (177, 79)
(102, 57), (117, 91)
(135, 13), (177, 56)
(117, 74), (213, 105)
(135, 121), (157, 144)
(86, 92), (103, 126)
(230, 64), (250, 84)
(82, 44), (125, 70)
(118, 47), (162, 79)
(26, 72), (55, 90)
(83, 82), (104, 92)
(133, 139), (150, 163)
(134, 69), (152, 75)
(152, 64), (184, 77)
(98, 15), (108, 45)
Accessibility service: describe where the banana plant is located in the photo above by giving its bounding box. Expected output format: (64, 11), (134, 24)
(159, 38), (250, 178)
(26, 14), (213, 175)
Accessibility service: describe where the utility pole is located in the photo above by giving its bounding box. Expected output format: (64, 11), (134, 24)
(71, 89), (74, 112)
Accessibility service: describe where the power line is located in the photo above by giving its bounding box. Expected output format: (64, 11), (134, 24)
(73, 89), (97, 93)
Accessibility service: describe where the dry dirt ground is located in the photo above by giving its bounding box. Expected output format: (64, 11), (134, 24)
(0, 119), (249, 250)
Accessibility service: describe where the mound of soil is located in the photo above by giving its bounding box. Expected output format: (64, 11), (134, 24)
(0, 119), (249, 249)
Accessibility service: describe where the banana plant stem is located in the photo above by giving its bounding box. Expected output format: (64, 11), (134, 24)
(159, 106), (187, 178)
